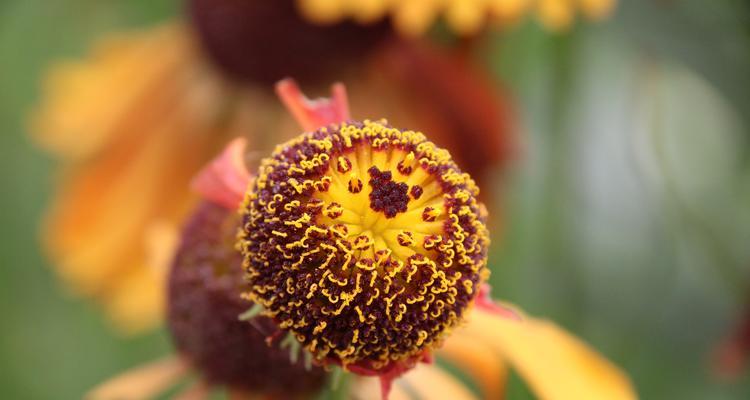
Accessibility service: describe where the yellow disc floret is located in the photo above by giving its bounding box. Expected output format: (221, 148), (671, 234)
(239, 120), (489, 371)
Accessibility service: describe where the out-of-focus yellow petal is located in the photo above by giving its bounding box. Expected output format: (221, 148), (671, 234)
(445, 0), (487, 36)
(392, 0), (444, 37)
(454, 307), (637, 400)
(536, 0), (575, 31)
(297, 0), (347, 24)
(349, 0), (393, 23)
(399, 363), (479, 400)
(86, 356), (190, 400)
(296, 0), (616, 36)
(31, 22), (258, 334)
(104, 256), (168, 335)
(30, 25), (189, 160)
(437, 333), (507, 399)
(489, 0), (532, 22)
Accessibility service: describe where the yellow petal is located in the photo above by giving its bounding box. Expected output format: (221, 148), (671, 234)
(297, 0), (347, 24)
(29, 24), (190, 160)
(392, 0), (444, 37)
(437, 332), (507, 399)
(399, 363), (479, 400)
(489, 0), (532, 20)
(86, 356), (190, 400)
(104, 258), (167, 334)
(536, 0), (574, 31)
(349, 0), (393, 23)
(32, 18), (307, 336)
(455, 307), (637, 400)
(445, 0), (487, 36)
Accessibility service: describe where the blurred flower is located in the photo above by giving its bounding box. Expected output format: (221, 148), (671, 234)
(32, 0), (513, 334)
(298, 0), (618, 35)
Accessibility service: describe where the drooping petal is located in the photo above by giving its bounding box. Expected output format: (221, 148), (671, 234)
(437, 333), (508, 400)
(399, 363), (479, 400)
(86, 356), (190, 400)
(455, 306), (638, 400)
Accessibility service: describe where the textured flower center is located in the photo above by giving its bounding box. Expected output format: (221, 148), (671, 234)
(314, 146), (449, 268)
(240, 120), (489, 371)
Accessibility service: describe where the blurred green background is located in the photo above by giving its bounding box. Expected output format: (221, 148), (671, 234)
(1, 0), (750, 399)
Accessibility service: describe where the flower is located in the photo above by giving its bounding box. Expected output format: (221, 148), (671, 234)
(239, 119), (490, 374)
(167, 201), (327, 396)
(32, 2), (513, 333)
(87, 80), (635, 400)
(298, 0), (618, 36)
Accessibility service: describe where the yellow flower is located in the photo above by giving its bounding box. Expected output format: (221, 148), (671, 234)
(298, 0), (618, 36)
(85, 80), (635, 400)
(32, 8), (514, 335)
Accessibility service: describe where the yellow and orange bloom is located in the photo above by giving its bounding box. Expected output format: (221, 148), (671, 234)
(88, 81), (635, 400)
(298, 0), (618, 36)
(32, 4), (513, 333)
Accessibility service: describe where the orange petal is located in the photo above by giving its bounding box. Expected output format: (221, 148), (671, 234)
(86, 356), (190, 400)
(455, 307), (637, 400)
(33, 22), (240, 334)
(29, 25), (192, 160)
(399, 363), (479, 400)
(437, 333), (507, 399)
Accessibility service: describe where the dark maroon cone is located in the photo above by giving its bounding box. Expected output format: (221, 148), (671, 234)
(187, 0), (391, 85)
(167, 201), (326, 396)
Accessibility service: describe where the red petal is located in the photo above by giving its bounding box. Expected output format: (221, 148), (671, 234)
(191, 137), (252, 209)
(275, 78), (351, 131)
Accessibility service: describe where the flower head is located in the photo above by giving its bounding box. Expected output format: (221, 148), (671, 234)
(168, 201), (326, 395)
(239, 118), (490, 372)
